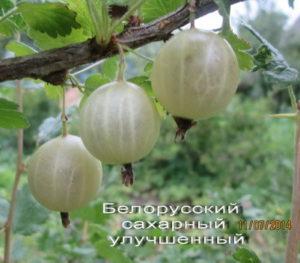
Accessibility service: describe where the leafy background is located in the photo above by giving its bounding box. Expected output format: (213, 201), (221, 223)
(0, 0), (300, 262)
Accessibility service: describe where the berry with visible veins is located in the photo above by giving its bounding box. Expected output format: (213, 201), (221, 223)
(28, 135), (102, 213)
(151, 29), (239, 138)
(79, 81), (161, 185)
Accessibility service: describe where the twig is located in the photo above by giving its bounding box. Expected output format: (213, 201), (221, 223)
(285, 85), (300, 262)
(4, 80), (24, 263)
(269, 113), (297, 119)
(286, 106), (300, 263)
(189, 0), (197, 28)
(0, 0), (245, 85)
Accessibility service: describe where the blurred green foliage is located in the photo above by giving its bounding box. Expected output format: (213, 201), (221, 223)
(0, 0), (299, 262)
(0, 92), (295, 262)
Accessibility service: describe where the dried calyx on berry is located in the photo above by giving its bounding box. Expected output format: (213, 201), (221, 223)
(79, 81), (161, 186)
(151, 29), (239, 139)
(27, 135), (103, 227)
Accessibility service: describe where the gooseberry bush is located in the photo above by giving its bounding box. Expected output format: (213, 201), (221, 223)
(0, 0), (298, 262)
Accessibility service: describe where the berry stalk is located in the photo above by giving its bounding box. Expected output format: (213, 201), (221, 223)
(117, 43), (126, 82)
(189, 0), (197, 29)
(61, 86), (68, 137)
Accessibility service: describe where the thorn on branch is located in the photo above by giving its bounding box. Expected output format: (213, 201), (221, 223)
(126, 16), (142, 28)
(158, 19), (171, 30)
(61, 113), (68, 123)
(42, 70), (68, 86)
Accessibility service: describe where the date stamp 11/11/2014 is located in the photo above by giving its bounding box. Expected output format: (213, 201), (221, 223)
(238, 220), (292, 231)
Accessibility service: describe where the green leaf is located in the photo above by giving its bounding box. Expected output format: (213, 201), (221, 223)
(85, 73), (110, 94)
(13, 184), (49, 236)
(0, 98), (30, 129)
(224, 30), (251, 51)
(141, 0), (185, 23)
(6, 40), (36, 57)
(144, 62), (153, 77)
(89, 224), (111, 242)
(106, 0), (130, 5)
(235, 51), (254, 71)
(251, 45), (272, 69)
(18, 2), (81, 38)
(129, 76), (166, 118)
(65, 0), (94, 37)
(289, 0), (295, 8)
(71, 202), (110, 224)
(0, 97), (18, 110)
(44, 84), (63, 100)
(129, 76), (153, 96)
(233, 247), (261, 263)
(223, 30), (254, 71)
(242, 22), (298, 83)
(0, 0), (13, 11)
(0, 20), (17, 36)
(0, 0), (23, 36)
(28, 28), (87, 50)
(79, 94), (89, 109)
(0, 109), (30, 129)
(96, 239), (133, 263)
(80, 73), (110, 108)
(103, 56), (118, 80)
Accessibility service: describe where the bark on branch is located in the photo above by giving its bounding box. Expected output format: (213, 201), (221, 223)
(0, 0), (244, 85)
